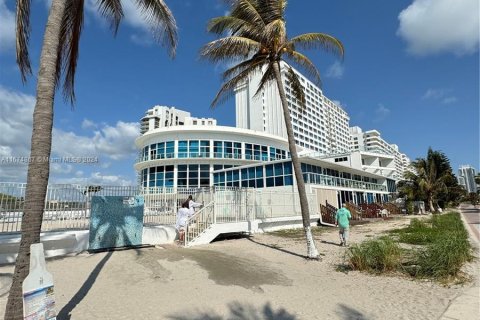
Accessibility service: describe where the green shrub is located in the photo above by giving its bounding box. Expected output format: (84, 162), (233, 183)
(413, 234), (473, 280)
(347, 238), (402, 273)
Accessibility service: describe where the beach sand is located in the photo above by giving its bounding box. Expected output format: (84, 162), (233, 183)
(0, 215), (478, 319)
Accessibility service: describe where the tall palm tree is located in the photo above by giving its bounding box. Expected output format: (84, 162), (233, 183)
(200, 0), (344, 259)
(6, 1), (176, 319)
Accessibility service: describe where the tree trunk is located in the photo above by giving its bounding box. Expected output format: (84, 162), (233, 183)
(272, 62), (319, 259)
(5, 0), (66, 319)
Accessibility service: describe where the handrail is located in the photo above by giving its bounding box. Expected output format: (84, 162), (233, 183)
(184, 201), (215, 246)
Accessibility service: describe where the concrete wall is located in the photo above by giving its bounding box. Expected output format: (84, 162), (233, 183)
(0, 226), (178, 265)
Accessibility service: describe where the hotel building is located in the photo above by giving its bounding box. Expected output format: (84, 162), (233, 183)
(458, 165), (477, 193)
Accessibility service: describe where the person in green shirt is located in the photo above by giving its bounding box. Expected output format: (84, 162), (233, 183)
(335, 203), (352, 246)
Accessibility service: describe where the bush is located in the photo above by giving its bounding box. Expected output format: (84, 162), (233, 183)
(347, 237), (402, 273)
(413, 233), (473, 280)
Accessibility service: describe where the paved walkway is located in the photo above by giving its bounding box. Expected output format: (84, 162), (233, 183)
(439, 205), (480, 320)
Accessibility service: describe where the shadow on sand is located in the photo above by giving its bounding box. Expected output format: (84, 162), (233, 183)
(246, 237), (310, 260)
(57, 251), (113, 319)
(335, 303), (369, 320)
(168, 302), (296, 320)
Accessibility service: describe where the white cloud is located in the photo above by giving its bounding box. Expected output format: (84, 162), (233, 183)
(55, 172), (135, 186)
(373, 104), (390, 123)
(0, 0), (15, 53)
(325, 61), (344, 79)
(422, 88), (458, 104)
(81, 118), (97, 129)
(397, 0), (479, 56)
(0, 87), (140, 182)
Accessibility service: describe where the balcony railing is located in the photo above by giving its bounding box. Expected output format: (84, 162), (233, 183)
(303, 173), (387, 192)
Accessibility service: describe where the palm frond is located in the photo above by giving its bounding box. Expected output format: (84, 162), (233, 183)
(200, 36), (261, 63)
(283, 50), (321, 85)
(253, 63), (275, 97)
(263, 18), (286, 47)
(57, 0), (85, 104)
(15, 0), (32, 82)
(290, 33), (344, 59)
(96, 0), (124, 34)
(285, 66), (306, 108)
(222, 54), (267, 80)
(256, 0), (285, 24)
(212, 60), (264, 107)
(230, 0), (265, 28)
(135, 0), (177, 57)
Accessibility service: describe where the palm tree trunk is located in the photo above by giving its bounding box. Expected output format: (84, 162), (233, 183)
(5, 1), (66, 319)
(272, 62), (319, 259)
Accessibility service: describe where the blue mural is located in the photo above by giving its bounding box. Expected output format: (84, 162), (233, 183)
(89, 196), (144, 251)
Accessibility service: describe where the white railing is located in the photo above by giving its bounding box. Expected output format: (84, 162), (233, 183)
(185, 201), (215, 246)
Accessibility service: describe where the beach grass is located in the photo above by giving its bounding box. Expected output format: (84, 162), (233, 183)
(348, 212), (474, 282)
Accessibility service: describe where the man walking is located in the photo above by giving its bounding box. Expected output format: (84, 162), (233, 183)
(335, 203), (352, 246)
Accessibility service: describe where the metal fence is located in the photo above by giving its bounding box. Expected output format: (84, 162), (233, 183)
(0, 183), (317, 233)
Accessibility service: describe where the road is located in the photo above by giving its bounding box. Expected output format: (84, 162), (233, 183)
(459, 204), (480, 242)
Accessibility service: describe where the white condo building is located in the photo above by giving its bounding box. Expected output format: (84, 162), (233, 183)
(235, 62), (351, 154)
(350, 126), (410, 180)
(458, 165), (477, 193)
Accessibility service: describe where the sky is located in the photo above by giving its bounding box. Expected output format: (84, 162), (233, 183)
(0, 0), (478, 185)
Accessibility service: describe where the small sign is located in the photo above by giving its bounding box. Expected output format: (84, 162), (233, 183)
(23, 285), (56, 320)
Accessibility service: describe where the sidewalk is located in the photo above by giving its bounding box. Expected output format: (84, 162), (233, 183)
(439, 205), (480, 320)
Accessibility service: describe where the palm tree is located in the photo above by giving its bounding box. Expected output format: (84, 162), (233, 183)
(6, 1), (176, 319)
(200, 0), (344, 259)
(402, 148), (452, 212)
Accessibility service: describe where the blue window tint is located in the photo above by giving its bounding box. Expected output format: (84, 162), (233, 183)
(213, 165), (223, 171)
(266, 178), (275, 187)
(149, 180), (155, 187)
(189, 164), (198, 171)
(189, 140), (199, 157)
(200, 178), (209, 186)
(248, 180), (255, 188)
(248, 167), (256, 179)
(233, 181), (240, 187)
(214, 141), (223, 158)
(200, 164), (209, 171)
(275, 176), (284, 186)
(274, 163), (283, 176)
(256, 166), (263, 178)
(261, 146), (268, 161)
(234, 142), (242, 159)
(269, 147), (276, 160)
(219, 173), (225, 183)
(284, 162), (292, 175)
(241, 168), (248, 180)
(189, 179), (198, 187)
(284, 175), (293, 186)
(266, 164), (274, 177)
(200, 140), (210, 158)
(245, 143), (253, 160)
(256, 179), (264, 188)
(166, 141), (175, 158)
(301, 163), (307, 172)
(233, 170), (240, 181)
(226, 171), (233, 182)
(253, 145), (261, 160)
(178, 165), (187, 171)
(200, 171), (209, 178)
(242, 180), (248, 188)
(178, 140), (188, 158)
(224, 141), (233, 158)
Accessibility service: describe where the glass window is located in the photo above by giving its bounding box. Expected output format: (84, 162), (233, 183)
(200, 140), (210, 158)
(266, 164), (274, 177)
(274, 163), (283, 176)
(214, 141), (223, 158)
(189, 140), (199, 157)
(245, 143), (253, 160)
(266, 177), (275, 187)
(166, 141), (174, 158)
(283, 162), (292, 175)
(224, 141), (233, 158)
(178, 141), (188, 158)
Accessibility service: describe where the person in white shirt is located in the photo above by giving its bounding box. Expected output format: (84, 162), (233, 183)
(187, 195), (202, 216)
(176, 202), (192, 243)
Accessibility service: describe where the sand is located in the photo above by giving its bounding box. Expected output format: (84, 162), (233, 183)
(0, 215), (478, 320)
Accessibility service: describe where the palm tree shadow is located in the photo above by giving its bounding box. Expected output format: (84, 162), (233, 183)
(246, 236), (308, 259)
(57, 251), (113, 319)
(168, 301), (296, 320)
(335, 303), (368, 320)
